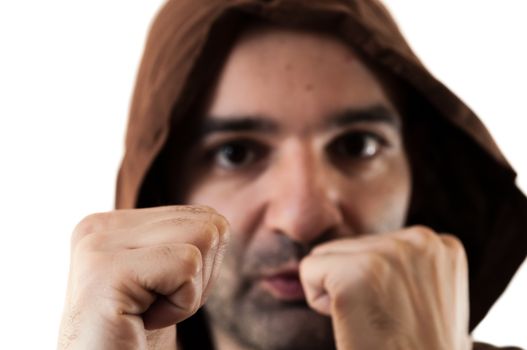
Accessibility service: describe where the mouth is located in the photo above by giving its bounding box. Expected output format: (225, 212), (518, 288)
(259, 266), (305, 301)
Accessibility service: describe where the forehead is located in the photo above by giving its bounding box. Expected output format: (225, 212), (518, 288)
(204, 25), (400, 128)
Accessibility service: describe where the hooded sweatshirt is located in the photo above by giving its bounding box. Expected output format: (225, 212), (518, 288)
(115, 0), (527, 349)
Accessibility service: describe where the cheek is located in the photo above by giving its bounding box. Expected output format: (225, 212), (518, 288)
(340, 155), (411, 231)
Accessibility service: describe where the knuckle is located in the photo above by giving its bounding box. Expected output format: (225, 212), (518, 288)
(73, 231), (106, 254)
(409, 225), (436, 239)
(386, 238), (409, 264)
(72, 212), (112, 244)
(162, 216), (192, 226)
(213, 212), (229, 232)
(173, 205), (229, 240)
(195, 204), (216, 213)
(179, 244), (203, 276)
(440, 234), (467, 259)
(178, 204), (216, 215)
(359, 253), (388, 276)
(406, 225), (438, 249)
(201, 221), (220, 250)
(440, 234), (463, 249)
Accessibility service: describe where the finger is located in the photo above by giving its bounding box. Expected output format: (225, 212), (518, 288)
(300, 253), (353, 316)
(438, 234), (469, 296)
(80, 211), (229, 297)
(142, 290), (197, 330)
(310, 235), (409, 270)
(115, 243), (204, 328)
(300, 252), (390, 316)
(125, 217), (226, 297)
(310, 235), (390, 256)
(100, 215), (222, 250)
(300, 253), (332, 316)
(72, 205), (226, 246)
(439, 234), (466, 260)
(311, 226), (442, 259)
(202, 224), (230, 301)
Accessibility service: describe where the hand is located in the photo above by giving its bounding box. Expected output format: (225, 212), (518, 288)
(58, 205), (229, 350)
(300, 226), (472, 350)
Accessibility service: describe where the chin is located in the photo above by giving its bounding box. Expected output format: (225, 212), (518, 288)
(207, 285), (336, 350)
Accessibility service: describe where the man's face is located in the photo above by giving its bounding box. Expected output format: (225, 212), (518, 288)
(181, 27), (411, 350)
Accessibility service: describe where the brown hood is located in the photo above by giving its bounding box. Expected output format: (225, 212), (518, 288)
(116, 0), (527, 342)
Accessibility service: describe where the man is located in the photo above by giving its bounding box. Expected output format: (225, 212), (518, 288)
(58, 0), (527, 349)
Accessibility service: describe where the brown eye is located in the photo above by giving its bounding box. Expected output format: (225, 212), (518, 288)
(329, 132), (385, 159)
(212, 140), (265, 170)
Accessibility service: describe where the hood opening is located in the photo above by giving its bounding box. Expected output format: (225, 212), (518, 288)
(117, 1), (527, 346)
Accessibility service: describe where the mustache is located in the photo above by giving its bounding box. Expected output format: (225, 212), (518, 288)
(240, 233), (332, 278)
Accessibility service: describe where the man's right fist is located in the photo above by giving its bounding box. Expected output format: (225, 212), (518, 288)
(58, 205), (229, 350)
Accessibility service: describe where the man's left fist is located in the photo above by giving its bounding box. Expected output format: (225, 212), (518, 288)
(300, 225), (472, 350)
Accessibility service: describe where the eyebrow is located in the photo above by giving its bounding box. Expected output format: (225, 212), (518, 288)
(200, 117), (278, 136)
(325, 105), (401, 130)
(200, 105), (400, 136)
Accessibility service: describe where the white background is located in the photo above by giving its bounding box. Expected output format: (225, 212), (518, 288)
(0, 0), (525, 348)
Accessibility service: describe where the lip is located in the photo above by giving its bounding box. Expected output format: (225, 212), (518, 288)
(259, 266), (305, 301)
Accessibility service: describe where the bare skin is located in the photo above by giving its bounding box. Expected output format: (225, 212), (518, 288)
(181, 27), (472, 350)
(58, 206), (229, 349)
(58, 26), (472, 350)
(300, 227), (471, 350)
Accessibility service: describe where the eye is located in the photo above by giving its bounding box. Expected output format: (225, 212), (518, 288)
(210, 140), (266, 170)
(328, 131), (386, 160)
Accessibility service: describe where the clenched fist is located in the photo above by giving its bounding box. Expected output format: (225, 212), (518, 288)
(58, 205), (229, 350)
(300, 226), (472, 350)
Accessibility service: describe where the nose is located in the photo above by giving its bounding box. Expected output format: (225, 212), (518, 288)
(262, 141), (344, 245)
